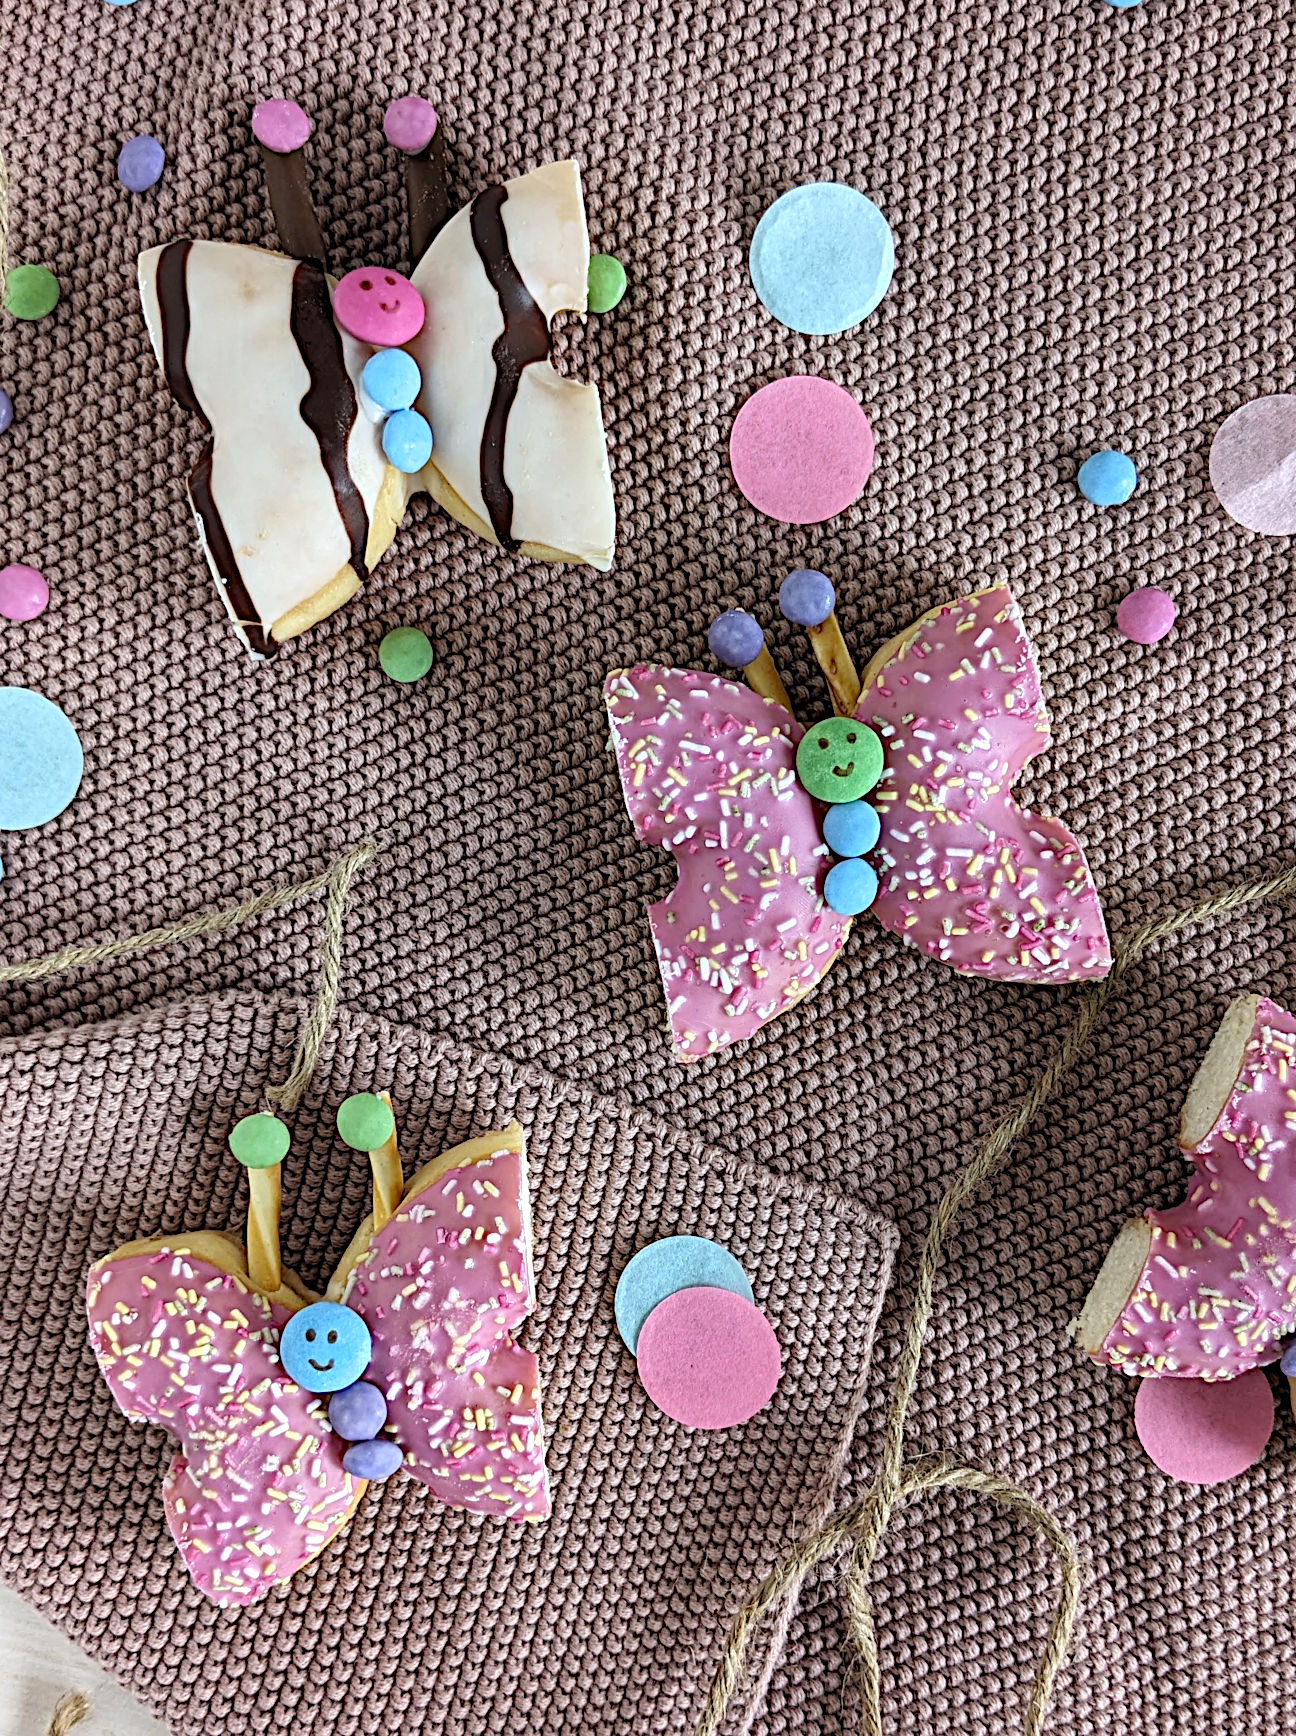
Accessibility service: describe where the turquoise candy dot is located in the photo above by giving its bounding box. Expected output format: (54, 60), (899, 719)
(822, 801), (881, 859)
(280, 1302), (372, 1394)
(615, 1237), (754, 1356)
(824, 857), (879, 916)
(336, 1092), (396, 1151)
(228, 1113), (290, 1169)
(362, 347), (422, 414)
(750, 183), (894, 336)
(1078, 449), (1138, 505)
(382, 407), (433, 473)
(0, 688), (84, 829)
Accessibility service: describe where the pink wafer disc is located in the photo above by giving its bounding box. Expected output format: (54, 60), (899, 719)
(1134, 1369), (1274, 1485)
(635, 1286), (781, 1430)
(729, 375), (874, 524)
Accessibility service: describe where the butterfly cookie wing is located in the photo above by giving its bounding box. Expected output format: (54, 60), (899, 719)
(87, 1245), (359, 1606)
(339, 1126), (549, 1520)
(604, 664), (852, 1062)
(856, 584), (1110, 983)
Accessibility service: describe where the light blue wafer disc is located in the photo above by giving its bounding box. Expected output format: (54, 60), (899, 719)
(615, 1236), (754, 1355)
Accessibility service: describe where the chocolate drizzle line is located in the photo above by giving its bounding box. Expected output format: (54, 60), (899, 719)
(289, 260), (369, 582)
(469, 184), (552, 553)
(407, 128), (452, 270)
(258, 143), (327, 264)
(154, 240), (274, 658)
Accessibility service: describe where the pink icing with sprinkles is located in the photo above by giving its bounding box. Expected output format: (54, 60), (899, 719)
(342, 1146), (549, 1520)
(603, 665), (850, 1062)
(857, 584), (1110, 984)
(86, 1252), (356, 1607)
(1100, 997), (1296, 1381)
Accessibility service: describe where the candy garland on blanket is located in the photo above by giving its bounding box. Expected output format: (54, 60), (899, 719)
(693, 861), (1296, 1736)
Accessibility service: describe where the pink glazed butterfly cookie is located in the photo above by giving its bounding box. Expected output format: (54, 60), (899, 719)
(604, 575), (1110, 1061)
(87, 1095), (548, 1606)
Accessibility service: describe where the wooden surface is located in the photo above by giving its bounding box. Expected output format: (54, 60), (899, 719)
(0, 1584), (165, 1736)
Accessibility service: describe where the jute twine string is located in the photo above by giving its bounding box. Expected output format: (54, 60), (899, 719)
(695, 862), (1296, 1736)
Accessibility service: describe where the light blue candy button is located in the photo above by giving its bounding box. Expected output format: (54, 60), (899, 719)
(0, 688), (84, 831)
(750, 183), (895, 336)
(615, 1236), (754, 1355)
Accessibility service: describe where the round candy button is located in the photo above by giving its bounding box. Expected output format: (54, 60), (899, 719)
(228, 1113), (290, 1169)
(615, 1237), (754, 1355)
(379, 626), (434, 684)
(382, 407), (433, 473)
(1134, 1370), (1274, 1485)
(362, 348), (422, 414)
(329, 1379), (388, 1442)
(587, 253), (628, 313)
(117, 135), (165, 193)
(0, 389), (14, 434)
(778, 568), (836, 628)
(336, 1092), (396, 1151)
(280, 1302), (372, 1393)
(636, 1287), (781, 1430)
(383, 96), (438, 155)
(1077, 449), (1138, 506)
(343, 1437), (404, 1480)
(333, 268), (425, 346)
(707, 609), (765, 669)
(1116, 586), (1176, 646)
(0, 688), (83, 829)
(4, 264), (60, 321)
(730, 376), (874, 525)
(824, 856), (879, 916)
(252, 99), (312, 155)
(750, 183), (894, 336)
(821, 800), (881, 858)
(0, 564), (49, 623)
(795, 716), (883, 803)
(1282, 1341), (1296, 1377)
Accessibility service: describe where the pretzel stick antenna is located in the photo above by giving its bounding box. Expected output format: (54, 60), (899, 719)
(707, 609), (795, 715)
(370, 1091), (405, 1232)
(778, 569), (861, 715)
(251, 99), (327, 263)
(336, 1092), (404, 1232)
(229, 1114), (290, 1293)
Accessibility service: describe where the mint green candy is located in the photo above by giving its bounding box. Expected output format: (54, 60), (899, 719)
(228, 1113), (290, 1169)
(587, 253), (627, 314)
(379, 626), (434, 684)
(3, 265), (60, 321)
(336, 1092), (395, 1152)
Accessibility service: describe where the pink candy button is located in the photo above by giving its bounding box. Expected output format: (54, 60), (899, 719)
(251, 99), (313, 156)
(0, 563), (50, 622)
(384, 96), (438, 155)
(729, 375), (875, 524)
(635, 1286), (781, 1430)
(332, 267), (426, 346)
(1134, 1369), (1274, 1485)
(1116, 585), (1177, 646)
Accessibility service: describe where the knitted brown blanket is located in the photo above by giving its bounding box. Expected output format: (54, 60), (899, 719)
(1, 0), (1293, 1730)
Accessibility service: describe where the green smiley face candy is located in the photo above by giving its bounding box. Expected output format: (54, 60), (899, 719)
(795, 716), (884, 803)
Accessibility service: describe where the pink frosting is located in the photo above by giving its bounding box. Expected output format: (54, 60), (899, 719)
(1099, 997), (1296, 1380)
(86, 1252), (356, 1607)
(857, 585), (1110, 983)
(603, 665), (850, 1062)
(342, 1146), (549, 1519)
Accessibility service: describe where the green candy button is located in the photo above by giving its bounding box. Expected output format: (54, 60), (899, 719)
(336, 1092), (395, 1152)
(4, 264), (60, 321)
(379, 626), (434, 684)
(796, 715), (884, 803)
(587, 253), (627, 314)
(229, 1112), (291, 1169)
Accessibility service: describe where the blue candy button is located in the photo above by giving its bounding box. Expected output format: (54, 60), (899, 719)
(382, 407), (434, 473)
(1078, 449), (1138, 506)
(279, 1302), (372, 1393)
(822, 801), (881, 859)
(362, 347), (422, 414)
(824, 856), (879, 916)
(615, 1236), (754, 1355)
(750, 183), (895, 336)
(707, 609), (765, 669)
(343, 1437), (404, 1480)
(328, 1379), (388, 1441)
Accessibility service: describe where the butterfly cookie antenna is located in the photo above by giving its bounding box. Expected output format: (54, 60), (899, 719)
(707, 609), (795, 716)
(228, 1112), (290, 1294)
(336, 1091), (404, 1232)
(383, 97), (451, 272)
(778, 569), (861, 715)
(251, 100), (327, 265)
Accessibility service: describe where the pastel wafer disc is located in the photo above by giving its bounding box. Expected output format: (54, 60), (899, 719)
(1134, 1369), (1274, 1485)
(635, 1287), (781, 1429)
(729, 376), (874, 524)
(614, 1237), (754, 1354)
(1209, 394), (1296, 535)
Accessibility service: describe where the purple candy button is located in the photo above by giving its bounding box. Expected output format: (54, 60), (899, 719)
(117, 134), (166, 193)
(252, 99), (312, 155)
(0, 389), (12, 435)
(342, 1437), (404, 1481)
(383, 95), (438, 154)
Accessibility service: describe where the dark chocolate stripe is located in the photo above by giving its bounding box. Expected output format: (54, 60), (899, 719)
(154, 240), (273, 658)
(408, 129), (452, 270)
(470, 184), (552, 552)
(289, 260), (370, 581)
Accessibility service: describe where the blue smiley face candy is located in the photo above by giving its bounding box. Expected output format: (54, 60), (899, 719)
(279, 1301), (372, 1394)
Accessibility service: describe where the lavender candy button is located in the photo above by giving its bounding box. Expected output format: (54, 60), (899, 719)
(343, 1437), (404, 1480)
(328, 1379), (388, 1441)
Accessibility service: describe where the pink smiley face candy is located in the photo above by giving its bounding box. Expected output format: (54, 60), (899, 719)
(333, 267), (426, 345)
